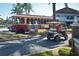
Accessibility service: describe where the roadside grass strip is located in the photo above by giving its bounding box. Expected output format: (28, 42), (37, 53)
(0, 32), (31, 41)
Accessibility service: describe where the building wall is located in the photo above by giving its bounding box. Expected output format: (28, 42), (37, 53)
(56, 13), (79, 23)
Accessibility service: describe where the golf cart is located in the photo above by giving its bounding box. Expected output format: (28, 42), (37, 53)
(46, 22), (68, 41)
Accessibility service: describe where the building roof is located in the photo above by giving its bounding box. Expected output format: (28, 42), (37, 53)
(12, 14), (53, 19)
(56, 7), (79, 14)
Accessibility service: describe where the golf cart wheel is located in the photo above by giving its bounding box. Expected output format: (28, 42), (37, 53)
(47, 37), (51, 40)
(64, 35), (68, 40)
(54, 35), (60, 41)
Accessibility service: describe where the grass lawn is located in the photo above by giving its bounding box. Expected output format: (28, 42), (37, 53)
(0, 32), (31, 41)
(31, 51), (53, 56)
(0, 25), (7, 28)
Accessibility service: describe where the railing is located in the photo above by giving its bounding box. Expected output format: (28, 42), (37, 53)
(74, 38), (79, 48)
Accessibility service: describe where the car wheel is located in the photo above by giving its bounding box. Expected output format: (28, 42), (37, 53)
(47, 37), (51, 40)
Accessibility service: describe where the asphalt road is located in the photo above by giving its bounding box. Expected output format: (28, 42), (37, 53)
(0, 32), (72, 56)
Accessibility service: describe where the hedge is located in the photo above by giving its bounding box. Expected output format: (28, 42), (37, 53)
(58, 48), (76, 56)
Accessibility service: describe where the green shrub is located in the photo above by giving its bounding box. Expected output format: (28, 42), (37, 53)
(59, 48), (71, 56)
(58, 48), (76, 56)
(31, 51), (53, 56)
(36, 29), (47, 35)
(44, 51), (53, 55)
(12, 34), (31, 39)
(70, 49), (77, 56)
(32, 52), (48, 56)
(0, 26), (6, 28)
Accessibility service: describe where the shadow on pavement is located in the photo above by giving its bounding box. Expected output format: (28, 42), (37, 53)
(0, 43), (22, 56)
(0, 37), (68, 56)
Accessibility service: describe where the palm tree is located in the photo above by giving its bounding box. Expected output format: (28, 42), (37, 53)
(11, 3), (23, 15)
(22, 3), (28, 14)
(22, 3), (34, 15)
(49, 3), (56, 21)
(52, 3), (56, 21)
(65, 3), (68, 8)
(49, 3), (68, 21)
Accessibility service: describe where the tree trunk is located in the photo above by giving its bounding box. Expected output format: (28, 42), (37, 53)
(27, 10), (30, 15)
(25, 10), (28, 15)
(52, 3), (56, 21)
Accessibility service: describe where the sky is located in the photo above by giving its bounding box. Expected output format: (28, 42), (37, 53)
(0, 3), (79, 19)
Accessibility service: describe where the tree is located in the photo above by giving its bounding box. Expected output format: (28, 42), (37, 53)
(11, 3), (23, 15)
(49, 3), (56, 21)
(49, 3), (68, 21)
(0, 18), (5, 25)
(11, 3), (34, 15)
(52, 3), (56, 21)
(22, 3), (34, 15)
(65, 3), (68, 8)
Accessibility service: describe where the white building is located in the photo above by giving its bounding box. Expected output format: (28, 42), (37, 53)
(56, 7), (79, 25)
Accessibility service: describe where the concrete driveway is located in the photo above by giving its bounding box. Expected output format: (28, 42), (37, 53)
(0, 32), (72, 56)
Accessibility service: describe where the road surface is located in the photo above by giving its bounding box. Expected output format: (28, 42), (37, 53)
(0, 32), (72, 56)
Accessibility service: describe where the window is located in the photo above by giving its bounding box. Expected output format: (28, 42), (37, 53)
(31, 20), (35, 24)
(43, 20), (46, 24)
(27, 18), (29, 24)
(67, 16), (74, 19)
(20, 18), (24, 24)
(15, 18), (24, 24)
(37, 20), (41, 24)
(16, 18), (20, 24)
(57, 15), (60, 17)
